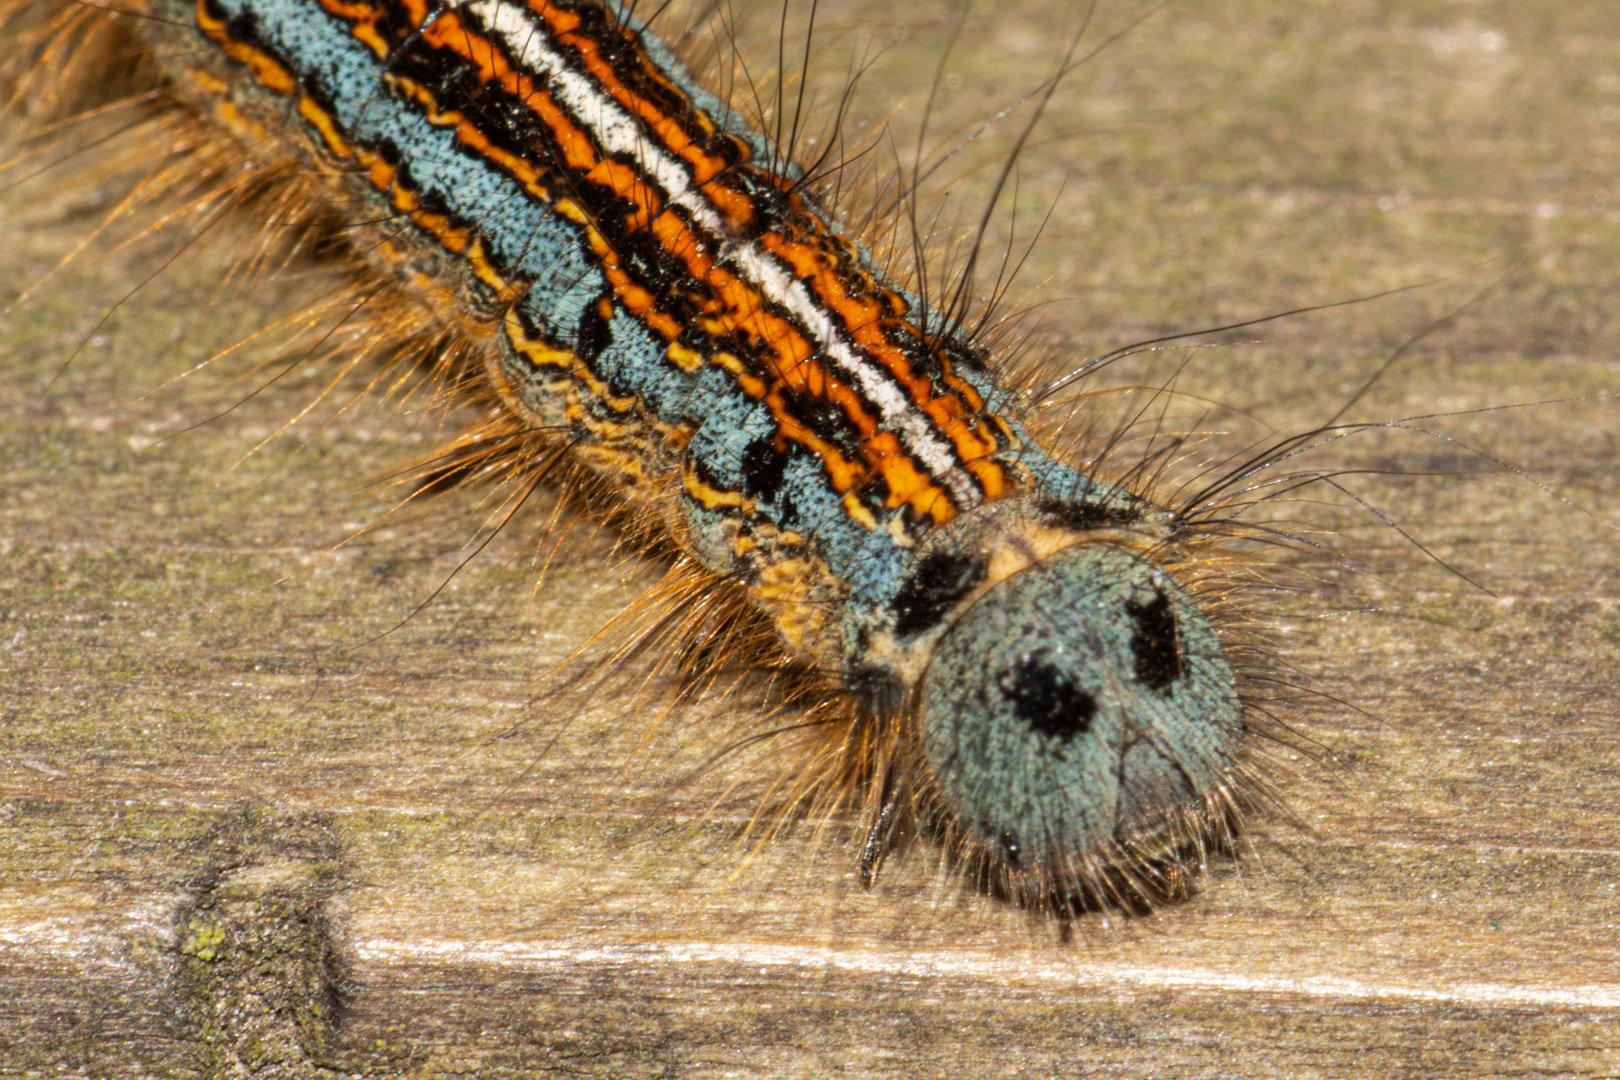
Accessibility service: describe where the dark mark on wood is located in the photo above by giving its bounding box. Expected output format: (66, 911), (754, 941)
(171, 807), (349, 1078)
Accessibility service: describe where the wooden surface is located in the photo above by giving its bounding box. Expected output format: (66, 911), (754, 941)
(3, 1), (1620, 1076)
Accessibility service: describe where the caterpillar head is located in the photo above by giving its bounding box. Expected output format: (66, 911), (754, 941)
(919, 541), (1244, 906)
(847, 495), (1247, 909)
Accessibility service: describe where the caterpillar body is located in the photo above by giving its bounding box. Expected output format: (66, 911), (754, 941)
(5, 0), (1284, 914)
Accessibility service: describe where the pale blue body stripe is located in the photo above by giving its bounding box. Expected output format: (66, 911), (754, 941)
(216, 0), (891, 588)
(216, 0), (1128, 633)
(218, 0), (606, 336)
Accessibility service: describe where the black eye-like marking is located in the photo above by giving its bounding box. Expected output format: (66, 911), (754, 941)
(1126, 588), (1181, 693)
(1001, 652), (1097, 742)
(891, 552), (988, 637)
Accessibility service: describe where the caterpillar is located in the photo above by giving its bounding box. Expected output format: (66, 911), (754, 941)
(4, 0), (1374, 917)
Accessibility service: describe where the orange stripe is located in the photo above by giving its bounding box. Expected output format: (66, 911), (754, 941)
(513, 6), (1001, 508)
(419, 13), (938, 505)
(527, 1), (756, 225)
(388, 75), (553, 204)
(291, 0), (987, 517)
(199, 3), (503, 289)
(195, 0), (297, 95)
(763, 229), (1001, 466)
(422, 15), (600, 171)
(311, 0), (391, 59)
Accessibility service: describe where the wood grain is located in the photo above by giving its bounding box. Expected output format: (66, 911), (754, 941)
(3, 1), (1618, 1076)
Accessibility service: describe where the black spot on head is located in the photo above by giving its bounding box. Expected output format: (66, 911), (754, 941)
(1000, 652), (1097, 743)
(1037, 497), (1141, 533)
(739, 436), (788, 501)
(1126, 588), (1181, 693)
(891, 552), (988, 637)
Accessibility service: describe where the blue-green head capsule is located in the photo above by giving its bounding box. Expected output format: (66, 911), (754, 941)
(919, 541), (1243, 903)
(845, 494), (1247, 908)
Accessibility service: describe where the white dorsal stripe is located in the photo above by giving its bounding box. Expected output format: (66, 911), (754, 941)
(464, 0), (982, 510)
